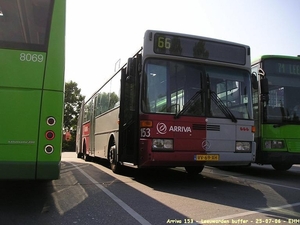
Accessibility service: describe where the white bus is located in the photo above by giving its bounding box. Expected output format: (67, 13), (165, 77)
(76, 30), (256, 174)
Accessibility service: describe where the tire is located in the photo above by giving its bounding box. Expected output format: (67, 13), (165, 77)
(185, 166), (204, 175)
(84, 154), (92, 162)
(77, 142), (86, 160)
(108, 145), (122, 174)
(81, 143), (88, 161)
(77, 152), (83, 159)
(271, 163), (293, 171)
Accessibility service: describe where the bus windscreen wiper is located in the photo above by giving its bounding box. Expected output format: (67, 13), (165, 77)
(273, 123), (288, 128)
(174, 90), (202, 119)
(273, 120), (298, 128)
(210, 91), (237, 123)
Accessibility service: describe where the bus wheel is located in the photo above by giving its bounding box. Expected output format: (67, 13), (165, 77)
(84, 154), (92, 162)
(81, 144), (91, 161)
(77, 152), (83, 159)
(108, 145), (122, 174)
(185, 166), (204, 175)
(271, 163), (293, 171)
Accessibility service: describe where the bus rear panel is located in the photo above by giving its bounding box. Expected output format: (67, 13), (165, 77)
(0, 0), (65, 179)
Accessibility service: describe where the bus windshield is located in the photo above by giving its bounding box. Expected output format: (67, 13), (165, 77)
(262, 59), (300, 124)
(142, 58), (252, 120)
(0, 0), (53, 51)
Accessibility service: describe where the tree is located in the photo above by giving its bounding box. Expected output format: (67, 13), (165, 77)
(63, 81), (85, 151)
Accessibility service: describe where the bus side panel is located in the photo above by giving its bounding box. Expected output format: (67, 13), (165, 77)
(76, 107), (84, 156)
(0, 88), (42, 179)
(94, 109), (119, 158)
(43, 0), (66, 92)
(35, 0), (65, 179)
(82, 123), (90, 155)
(36, 91), (64, 180)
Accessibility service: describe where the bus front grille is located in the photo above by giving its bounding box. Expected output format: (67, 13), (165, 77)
(192, 124), (220, 131)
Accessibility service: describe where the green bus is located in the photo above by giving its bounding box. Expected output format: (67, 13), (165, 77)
(0, 0), (65, 179)
(252, 55), (300, 171)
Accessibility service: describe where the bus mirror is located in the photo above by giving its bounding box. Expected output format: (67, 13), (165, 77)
(127, 57), (137, 77)
(258, 68), (265, 77)
(127, 58), (133, 76)
(126, 58), (134, 83)
(260, 78), (269, 95)
(251, 73), (258, 90)
(137, 53), (142, 73)
(126, 74), (134, 83)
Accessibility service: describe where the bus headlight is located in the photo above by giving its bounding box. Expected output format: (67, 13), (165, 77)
(264, 140), (284, 149)
(235, 141), (251, 152)
(152, 139), (173, 151)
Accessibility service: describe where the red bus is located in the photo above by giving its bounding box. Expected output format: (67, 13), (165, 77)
(76, 30), (256, 174)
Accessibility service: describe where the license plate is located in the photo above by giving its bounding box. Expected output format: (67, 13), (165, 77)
(194, 154), (219, 161)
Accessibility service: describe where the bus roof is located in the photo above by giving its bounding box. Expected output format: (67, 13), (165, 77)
(252, 55), (300, 65)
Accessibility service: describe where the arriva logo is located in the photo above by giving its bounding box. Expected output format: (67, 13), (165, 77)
(157, 122), (168, 134)
(156, 122), (192, 135)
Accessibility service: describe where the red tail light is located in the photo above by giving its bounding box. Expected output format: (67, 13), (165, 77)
(45, 130), (55, 140)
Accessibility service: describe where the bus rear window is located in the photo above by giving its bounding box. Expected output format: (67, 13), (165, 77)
(0, 0), (53, 51)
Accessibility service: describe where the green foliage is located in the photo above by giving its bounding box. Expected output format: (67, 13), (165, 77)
(62, 131), (76, 152)
(64, 81), (85, 131)
(63, 81), (84, 151)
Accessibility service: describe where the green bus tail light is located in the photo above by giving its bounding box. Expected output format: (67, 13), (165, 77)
(45, 117), (56, 140)
(45, 145), (54, 154)
(47, 116), (56, 126)
(264, 140), (284, 149)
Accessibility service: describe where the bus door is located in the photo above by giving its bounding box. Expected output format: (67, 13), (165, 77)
(119, 58), (140, 165)
(89, 98), (96, 156)
(76, 100), (85, 158)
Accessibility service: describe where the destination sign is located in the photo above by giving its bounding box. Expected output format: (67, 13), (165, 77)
(153, 33), (247, 65)
(263, 58), (300, 75)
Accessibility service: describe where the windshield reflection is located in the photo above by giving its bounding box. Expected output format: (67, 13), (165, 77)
(263, 86), (300, 124)
(142, 59), (252, 120)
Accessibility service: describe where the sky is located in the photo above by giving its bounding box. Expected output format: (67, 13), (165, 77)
(65, 0), (300, 98)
